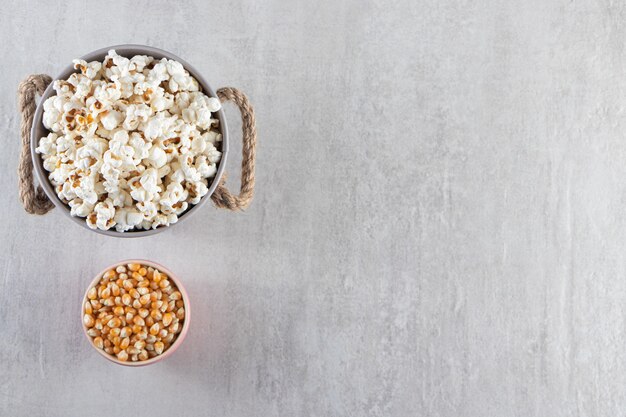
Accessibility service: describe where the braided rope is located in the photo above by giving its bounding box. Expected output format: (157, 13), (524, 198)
(17, 74), (55, 214)
(211, 87), (257, 210)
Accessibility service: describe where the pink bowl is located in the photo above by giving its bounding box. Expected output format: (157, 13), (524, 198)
(81, 259), (190, 366)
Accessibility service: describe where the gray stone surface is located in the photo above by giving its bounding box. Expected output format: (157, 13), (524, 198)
(1, 0), (625, 416)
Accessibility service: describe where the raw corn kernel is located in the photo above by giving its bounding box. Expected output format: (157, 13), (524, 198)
(84, 262), (185, 362)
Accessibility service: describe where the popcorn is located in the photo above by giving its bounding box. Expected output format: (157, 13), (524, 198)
(69, 198), (94, 217)
(123, 104), (151, 130)
(92, 198), (116, 230)
(72, 59), (102, 79)
(129, 132), (152, 160)
(36, 50), (223, 232)
(146, 145), (167, 168)
(113, 207), (144, 232)
(101, 109), (124, 130)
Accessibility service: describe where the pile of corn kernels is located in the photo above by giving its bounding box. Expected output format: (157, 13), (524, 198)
(83, 262), (185, 362)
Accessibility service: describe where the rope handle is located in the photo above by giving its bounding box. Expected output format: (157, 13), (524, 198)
(18, 74), (55, 215)
(211, 87), (257, 210)
(17, 76), (256, 214)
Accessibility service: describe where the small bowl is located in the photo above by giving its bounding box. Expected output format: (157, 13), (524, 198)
(31, 45), (229, 238)
(81, 259), (190, 366)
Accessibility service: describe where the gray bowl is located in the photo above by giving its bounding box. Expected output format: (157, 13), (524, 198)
(30, 45), (228, 238)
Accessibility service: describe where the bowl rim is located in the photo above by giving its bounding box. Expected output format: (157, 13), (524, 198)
(81, 259), (191, 367)
(30, 44), (229, 238)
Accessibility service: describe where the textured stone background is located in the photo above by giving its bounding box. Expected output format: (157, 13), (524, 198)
(1, 0), (625, 416)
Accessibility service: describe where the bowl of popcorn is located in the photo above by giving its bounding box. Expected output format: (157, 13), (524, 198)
(31, 45), (229, 236)
(82, 260), (189, 365)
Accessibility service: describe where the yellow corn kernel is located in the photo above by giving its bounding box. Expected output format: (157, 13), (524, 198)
(122, 279), (133, 290)
(121, 293), (131, 306)
(100, 287), (111, 299)
(107, 317), (121, 328)
(137, 331), (148, 340)
(113, 306), (124, 316)
(109, 327), (121, 337)
(116, 350), (128, 361)
(111, 283), (120, 297)
(159, 279), (170, 289)
(154, 341), (164, 355)
(176, 308), (185, 320)
(125, 312), (134, 322)
(152, 270), (162, 283)
(114, 296), (123, 306)
(104, 347), (114, 355)
(132, 299), (142, 309)
(163, 333), (175, 344)
(169, 322), (180, 334)
(132, 271), (143, 281)
(162, 313), (173, 327)
(120, 327), (132, 338)
(115, 265), (127, 274)
(132, 324), (143, 334)
(87, 287), (97, 300)
(133, 316), (145, 326)
(120, 337), (130, 349)
(138, 350), (149, 361)
(149, 323), (160, 336)
(150, 309), (163, 321)
(84, 302), (93, 315)
(138, 280), (150, 288)
(93, 336), (104, 349)
(103, 269), (117, 280)
(83, 314), (95, 327)
(145, 343), (154, 351)
(145, 316), (154, 327)
(128, 263), (141, 272)
(87, 328), (100, 337)
(139, 294), (150, 305)
(138, 267), (147, 276)
(169, 291), (182, 301)
(129, 289), (139, 299)
(158, 329), (168, 338)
